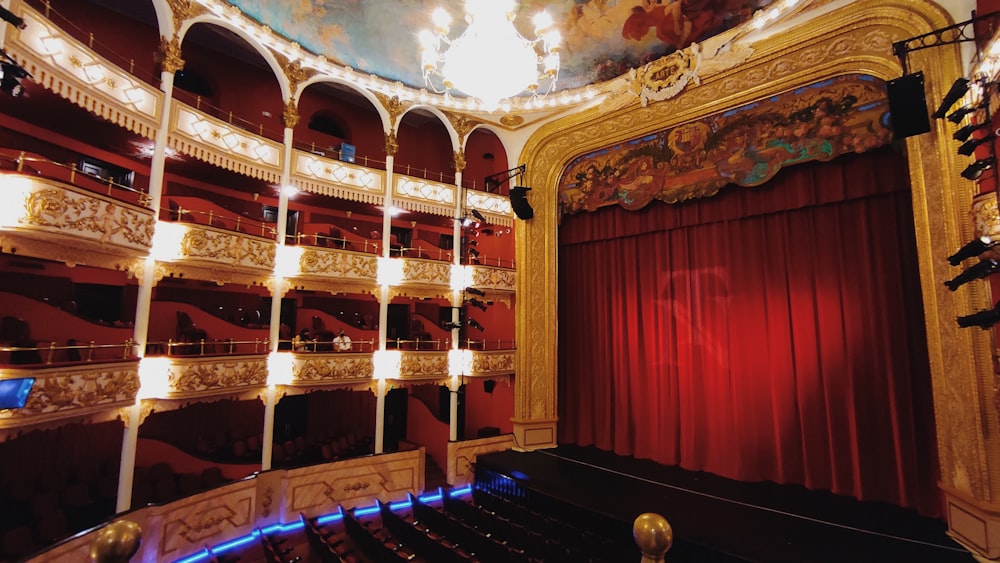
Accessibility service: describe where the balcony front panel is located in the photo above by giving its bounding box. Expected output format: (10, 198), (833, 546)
(398, 350), (449, 381)
(152, 478), (258, 562)
(471, 265), (516, 293)
(0, 362), (139, 437)
(292, 150), (385, 202)
(292, 353), (374, 387)
(166, 355), (269, 399)
(171, 103), (283, 183)
(10, 3), (162, 138)
(471, 350), (516, 376)
(295, 247), (379, 293)
(393, 175), (457, 218)
(395, 258), (452, 298)
(0, 174), (154, 268)
(283, 447), (423, 520)
(162, 224), (277, 285)
(467, 190), (514, 228)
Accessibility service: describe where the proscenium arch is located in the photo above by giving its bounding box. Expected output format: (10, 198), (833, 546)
(516, 0), (994, 504)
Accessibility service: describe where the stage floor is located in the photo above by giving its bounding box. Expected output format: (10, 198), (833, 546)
(474, 444), (975, 563)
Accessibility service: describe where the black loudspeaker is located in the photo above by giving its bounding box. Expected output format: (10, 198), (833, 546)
(886, 72), (931, 139)
(509, 186), (534, 220)
(483, 379), (496, 393)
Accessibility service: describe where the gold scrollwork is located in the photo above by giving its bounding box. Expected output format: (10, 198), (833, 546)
(282, 99), (300, 130)
(157, 36), (185, 74)
(385, 131), (399, 157)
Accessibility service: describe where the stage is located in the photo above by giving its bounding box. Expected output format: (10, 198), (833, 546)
(474, 445), (974, 562)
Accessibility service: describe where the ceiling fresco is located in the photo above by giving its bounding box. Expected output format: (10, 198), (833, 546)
(225, 0), (774, 92)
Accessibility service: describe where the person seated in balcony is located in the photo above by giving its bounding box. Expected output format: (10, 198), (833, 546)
(333, 330), (352, 352)
(293, 329), (311, 352)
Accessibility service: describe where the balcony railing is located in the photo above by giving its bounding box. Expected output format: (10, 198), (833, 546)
(293, 232), (380, 254)
(167, 204), (277, 239)
(0, 339), (135, 366)
(1, 150), (152, 208)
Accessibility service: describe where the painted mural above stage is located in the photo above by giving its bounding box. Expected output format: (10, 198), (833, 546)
(224, 0), (772, 91)
(558, 74), (893, 216)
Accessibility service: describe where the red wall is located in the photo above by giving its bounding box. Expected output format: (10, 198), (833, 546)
(406, 394), (450, 471)
(464, 378), (514, 438)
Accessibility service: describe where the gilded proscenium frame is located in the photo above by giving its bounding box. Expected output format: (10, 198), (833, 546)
(517, 0), (993, 503)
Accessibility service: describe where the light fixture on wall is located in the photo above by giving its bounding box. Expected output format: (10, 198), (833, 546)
(958, 302), (1000, 330)
(949, 236), (996, 265)
(944, 258), (999, 291)
(932, 77), (970, 119)
(419, 0), (561, 109)
(962, 157), (996, 180)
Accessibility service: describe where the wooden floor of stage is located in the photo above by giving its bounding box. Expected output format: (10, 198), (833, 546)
(473, 444), (975, 563)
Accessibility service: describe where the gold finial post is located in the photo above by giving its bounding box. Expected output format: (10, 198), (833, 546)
(633, 512), (672, 563)
(89, 520), (142, 563)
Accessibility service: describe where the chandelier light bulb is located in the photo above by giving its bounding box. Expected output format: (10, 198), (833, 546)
(421, 0), (559, 108)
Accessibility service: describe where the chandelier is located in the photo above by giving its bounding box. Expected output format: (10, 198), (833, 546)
(419, 0), (561, 109)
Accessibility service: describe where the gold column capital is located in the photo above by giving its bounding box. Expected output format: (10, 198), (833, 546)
(156, 36), (184, 74)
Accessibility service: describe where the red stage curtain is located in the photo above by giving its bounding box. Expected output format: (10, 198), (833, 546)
(558, 147), (941, 516)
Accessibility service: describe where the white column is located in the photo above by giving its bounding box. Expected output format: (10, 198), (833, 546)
(115, 402), (142, 513)
(261, 385), (278, 471)
(117, 68), (177, 513)
(262, 126), (295, 468)
(450, 171), (464, 442)
(374, 379), (388, 454)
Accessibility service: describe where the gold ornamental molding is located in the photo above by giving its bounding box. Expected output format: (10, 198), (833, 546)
(971, 193), (1000, 241)
(8, 4), (162, 139)
(470, 265), (516, 293)
(297, 247), (378, 282)
(0, 362), (139, 432)
(398, 351), (449, 381)
(165, 356), (268, 398)
(471, 351), (515, 376)
(180, 225), (276, 267)
(170, 102), (283, 182)
(0, 174), (154, 268)
(291, 149), (385, 201)
(292, 354), (374, 386)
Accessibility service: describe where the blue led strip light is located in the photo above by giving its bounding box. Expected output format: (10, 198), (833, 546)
(171, 487), (472, 562)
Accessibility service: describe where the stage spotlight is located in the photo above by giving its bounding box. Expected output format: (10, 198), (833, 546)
(948, 105), (981, 124)
(471, 209), (487, 224)
(957, 302), (1000, 330)
(962, 158), (995, 180)
(954, 122), (991, 142)
(958, 133), (996, 156)
(467, 248), (480, 258)
(944, 258), (999, 291)
(933, 78), (970, 119)
(467, 298), (488, 311)
(465, 287), (486, 297)
(443, 321), (463, 330)
(468, 318), (485, 331)
(0, 62), (28, 97)
(460, 216), (473, 228)
(949, 236), (996, 265)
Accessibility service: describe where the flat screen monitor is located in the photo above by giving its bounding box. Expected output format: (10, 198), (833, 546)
(340, 143), (356, 163)
(0, 377), (34, 409)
